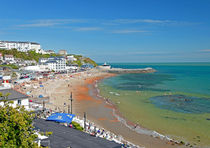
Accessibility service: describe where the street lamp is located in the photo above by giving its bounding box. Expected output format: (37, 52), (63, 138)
(43, 100), (45, 112)
(84, 112), (86, 131)
(69, 92), (73, 114)
(63, 102), (66, 113)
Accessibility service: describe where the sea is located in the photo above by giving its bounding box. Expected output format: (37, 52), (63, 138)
(98, 63), (210, 146)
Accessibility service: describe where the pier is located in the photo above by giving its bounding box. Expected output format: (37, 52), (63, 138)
(97, 67), (156, 74)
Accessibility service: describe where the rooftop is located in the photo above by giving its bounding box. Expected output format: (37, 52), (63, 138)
(0, 89), (29, 101)
(34, 119), (121, 148)
(0, 41), (40, 45)
(45, 60), (58, 64)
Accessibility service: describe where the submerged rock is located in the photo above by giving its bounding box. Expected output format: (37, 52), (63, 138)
(150, 95), (210, 114)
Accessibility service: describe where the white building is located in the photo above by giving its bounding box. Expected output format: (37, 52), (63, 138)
(35, 48), (46, 54)
(45, 50), (55, 54)
(0, 89), (30, 110)
(67, 55), (77, 62)
(0, 53), (3, 61)
(24, 65), (48, 72)
(45, 57), (66, 72)
(4, 54), (14, 61)
(39, 58), (49, 64)
(0, 41), (41, 52)
(39, 57), (66, 72)
(2, 76), (12, 88)
(24, 60), (37, 65)
(58, 50), (67, 55)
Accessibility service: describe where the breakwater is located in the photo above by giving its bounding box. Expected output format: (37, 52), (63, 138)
(98, 67), (156, 74)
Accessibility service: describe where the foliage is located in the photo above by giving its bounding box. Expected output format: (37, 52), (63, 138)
(12, 72), (17, 78)
(0, 64), (19, 69)
(0, 48), (58, 62)
(0, 48), (98, 67)
(0, 93), (38, 147)
(39, 131), (52, 137)
(71, 121), (84, 131)
(73, 60), (82, 67)
(179, 141), (185, 145)
(71, 54), (97, 67)
(83, 57), (97, 67)
(45, 132), (53, 136)
(73, 55), (83, 59)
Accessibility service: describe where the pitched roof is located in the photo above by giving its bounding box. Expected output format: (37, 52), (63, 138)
(0, 89), (29, 101)
(45, 60), (57, 64)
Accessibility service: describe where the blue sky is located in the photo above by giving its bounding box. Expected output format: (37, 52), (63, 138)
(0, 0), (210, 62)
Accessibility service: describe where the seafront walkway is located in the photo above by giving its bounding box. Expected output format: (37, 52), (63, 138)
(33, 119), (121, 148)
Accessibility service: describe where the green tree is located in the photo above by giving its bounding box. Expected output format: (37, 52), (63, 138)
(11, 72), (17, 78)
(83, 57), (97, 67)
(0, 94), (38, 147)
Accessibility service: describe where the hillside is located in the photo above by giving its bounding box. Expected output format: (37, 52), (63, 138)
(72, 54), (97, 67)
(0, 49), (57, 62)
(0, 49), (97, 67)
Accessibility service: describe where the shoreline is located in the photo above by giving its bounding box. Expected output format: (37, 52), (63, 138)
(94, 79), (173, 140)
(16, 70), (184, 148)
(73, 71), (181, 148)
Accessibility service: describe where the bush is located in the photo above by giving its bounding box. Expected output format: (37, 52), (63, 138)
(71, 121), (84, 131)
(0, 64), (19, 69)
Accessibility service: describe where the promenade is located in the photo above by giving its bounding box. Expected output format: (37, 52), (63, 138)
(34, 119), (121, 148)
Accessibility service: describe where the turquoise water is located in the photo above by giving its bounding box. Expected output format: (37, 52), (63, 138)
(99, 63), (210, 146)
(102, 63), (210, 96)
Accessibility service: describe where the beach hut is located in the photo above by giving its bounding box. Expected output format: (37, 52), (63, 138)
(46, 113), (75, 123)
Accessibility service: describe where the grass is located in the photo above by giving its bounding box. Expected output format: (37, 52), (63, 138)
(72, 121), (84, 131)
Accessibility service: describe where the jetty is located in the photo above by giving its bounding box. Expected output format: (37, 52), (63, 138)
(97, 66), (156, 74)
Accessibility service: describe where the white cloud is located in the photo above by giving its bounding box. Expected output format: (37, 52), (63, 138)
(74, 27), (102, 31)
(111, 29), (147, 34)
(18, 19), (85, 27)
(200, 49), (210, 52)
(113, 19), (173, 24)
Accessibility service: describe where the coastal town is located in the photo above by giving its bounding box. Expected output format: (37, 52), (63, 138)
(0, 40), (171, 148)
(1, 1), (210, 147)
(0, 40), (188, 148)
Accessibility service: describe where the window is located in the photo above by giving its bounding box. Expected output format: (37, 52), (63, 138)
(18, 100), (21, 105)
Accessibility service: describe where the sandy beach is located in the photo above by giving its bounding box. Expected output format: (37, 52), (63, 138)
(15, 69), (185, 148)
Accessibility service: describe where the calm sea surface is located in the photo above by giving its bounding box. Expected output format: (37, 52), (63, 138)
(98, 63), (210, 146)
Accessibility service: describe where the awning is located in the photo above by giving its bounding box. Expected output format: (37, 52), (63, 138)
(46, 113), (75, 123)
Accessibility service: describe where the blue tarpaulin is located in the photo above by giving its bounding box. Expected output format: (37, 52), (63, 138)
(40, 85), (44, 87)
(39, 95), (43, 98)
(46, 113), (75, 123)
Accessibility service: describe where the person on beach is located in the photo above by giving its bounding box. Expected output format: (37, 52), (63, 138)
(97, 129), (101, 134)
(134, 123), (139, 129)
(105, 133), (108, 139)
(94, 126), (96, 133)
